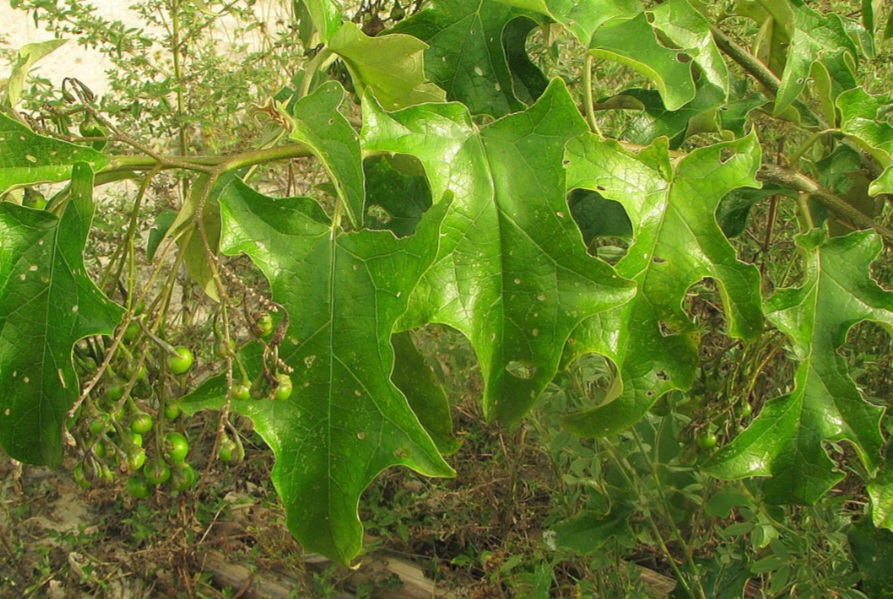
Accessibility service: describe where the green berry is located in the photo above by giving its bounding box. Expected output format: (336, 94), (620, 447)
(126, 475), (150, 498)
(164, 432), (190, 463)
(232, 381), (251, 401)
(105, 378), (125, 401)
(696, 432), (718, 450)
(144, 459), (171, 485)
(164, 403), (181, 420)
(273, 373), (293, 401)
(251, 312), (274, 338)
(126, 447), (147, 471)
(88, 413), (110, 436)
(130, 412), (153, 435)
(218, 438), (235, 463)
(168, 346), (194, 375)
(170, 463), (196, 491)
(215, 339), (236, 359)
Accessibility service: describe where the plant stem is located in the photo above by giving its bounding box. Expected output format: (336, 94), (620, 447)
(583, 54), (603, 136)
(760, 164), (893, 244)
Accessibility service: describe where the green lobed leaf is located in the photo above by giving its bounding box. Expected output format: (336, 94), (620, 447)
(648, 0), (730, 99)
(0, 113), (109, 194)
(868, 461), (893, 530)
(0, 164), (122, 466)
(562, 133), (764, 437)
(706, 230), (891, 504)
(773, 3), (858, 117)
(363, 154), (432, 238)
(3, 39), (67, 109)
(393, 0), (548, 118)
(296, 0), (344, 43)
(169, 173), (234, 301)
(284, 81), (365, 229)
(588, 12), (697, 112)
(217, 179), (454, 564)
(494, 0), (639, 45)
(328, 22), (446, 110)
(362, 79), (636, 424)
(836, 87), (893, 195)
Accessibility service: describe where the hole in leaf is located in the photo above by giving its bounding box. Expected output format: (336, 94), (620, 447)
(503, 16), (548, 105)
(567, 188), (632, 263)
(547, 353), (620, 409)
(506, 360), (537, 380)
(659, 321), (675, 337)
(363, 154), (432, 237)
(652, 256), (666, 264)
(841, 321), (893, 404)
(675, 53), (691, 63)
(720, 148), (735, 164)
(656, 370), (669, 381)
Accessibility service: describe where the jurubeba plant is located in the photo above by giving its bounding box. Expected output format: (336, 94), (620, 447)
(2, 0), (893, 584)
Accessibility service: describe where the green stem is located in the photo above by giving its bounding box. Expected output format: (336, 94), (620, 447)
(789, 129), (842, 164)
(101, 143), (313, 178)
(299, 47), (335, 99)
(583, 54), (603, 136)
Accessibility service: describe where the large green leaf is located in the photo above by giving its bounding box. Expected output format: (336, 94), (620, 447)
(493, 0), (639, 45)
(284, 81), (365, 228)
(216, 179), (454, 564)
(0, 164), (122, 466)
(773, 3), (857, 116)
(589, 12), (696, 112)
(3, 39), (67, 108)
(836, 87), (893, 195)
(562, 134), (764, 437)
(362, 79), (636, 423)
(393, 0), (548, 118)
(706, 230), (890, 504)
(0, 113), (109, 194)
(296, 0), (343, 43)
(648, 0), (729, 98)
(328, 22), (446, 110)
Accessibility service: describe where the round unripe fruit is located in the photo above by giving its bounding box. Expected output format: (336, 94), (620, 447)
(105, 378), (125, 401)
(170, 463), (196, 491)
(168, 346), (194, 375)
(696, 432), (718, 450)
(233, 381), (251, 401)
(738, 402), (753, 418)
(94, 441), (112, 460)
(127, 363), (148, 382)
(130, 413), (153, 435)
(164, 403), (181, 420)
(123, 321), (140, 344)
(252, 312), (274, 338)
(164, 432), (190, 463)
(144, 459), (171, 485)
(273, 373), (293, 401)
(126, 447), (147, 471)
(126, 475), (150, 498)
(218, 438), (236, 463)
(215, 339), (236, 359)
(89, 413), (110, 436)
